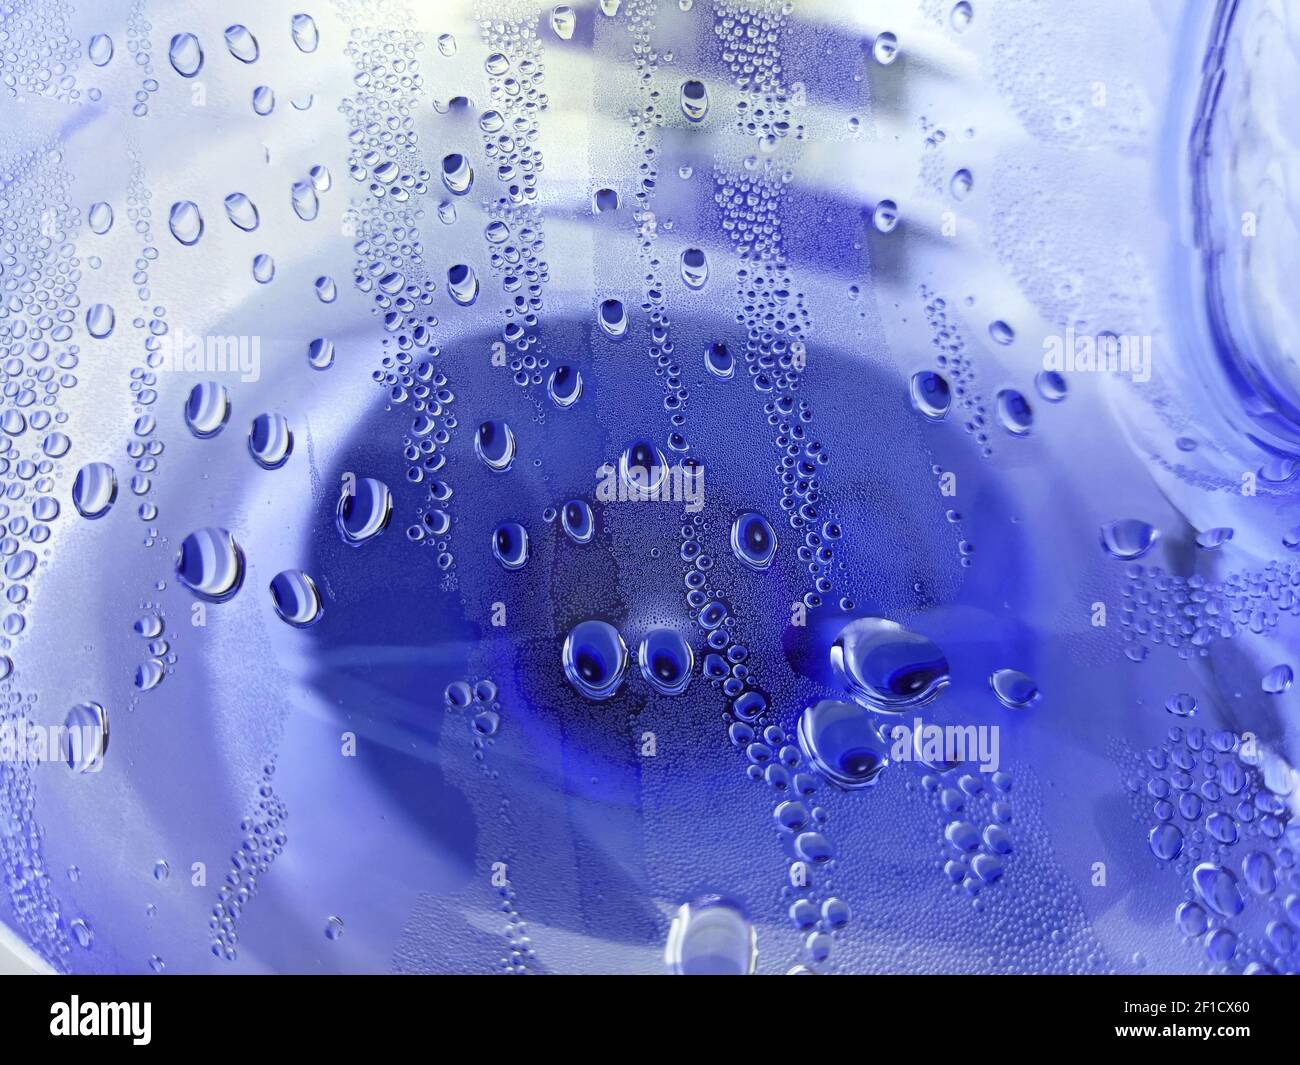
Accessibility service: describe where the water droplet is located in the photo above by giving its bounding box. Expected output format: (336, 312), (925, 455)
(270, 570), (324, 627)
(1263, 664), (1293, 694)
(830, 618), (950, 712)
(1195, 527), (1233, 550)
(951, 2), (974, 31)
(86, 303), (115, 338)
(252, 85), (276, 116)
(308, 337), (335, 370)
(705, 341), (735, 379)
(679, 247), (708, 290)
(1099, 519), (1158, 560)
(1165, 692), (1198, 717)
(176, 528), (246, 602)
(561, 499), (594, 543)
(550, 6), (576, 40)
(337, 478), (393, 545)
(291, 14), (319, 53)
(325, 915), (344, 940)
(168, 200), (204, 245)
(909, 370), (951, 419)
(72, 462), (118, 519)
(1192, 862), (1245, 918)
(64, 702), (108, 773)
(447, 264), (479, 305)
(291, 179), (318, 220)
(440, 153), (473, 195)
(475, 420), (516, 472)
(88, 33), (114, 67)
(872, 199), (899, 232)
(168, 33), (204, 78)
(665, 897), (756, 975)
(995, 388), (1032, 435)
(562, 620), (628, 700)
(88, 201), (113, 235)
(491, 521), (530, 570)
(249, 413), (293, 469)
(796, 698), (890, 789)
(1035, 369), (1068, 401)
(598, 298), (628, 338)
(872, 32), (899, 65)
(252, 253), (275, 283)
(680, 80), (708, 122)
(548, 365), (582, 408)
(593, 188), (618, 213)
(223, 192), (260, 231)
(619, 439), (668, 497)
(950, 168), (973, 200)
(184, 382), (231, 439)
(437, 33), (456, 56)
(639, 628), (694, 695)
(224, 24), (259, 63)
(988, 320), (1016, 345)
(731, 511), (777, 571)
(989, 669), (1040, 709)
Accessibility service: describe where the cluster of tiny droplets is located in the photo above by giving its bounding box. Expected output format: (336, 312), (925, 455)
(0, 0), (81, 103)
(0, 694), (72, 972)
(476, 14), (553, 395)
(919, 284), (991, 456)
(444, 677), (535, 972)
(126, 0), (159, 117)
(1121, 727), (1297, 974)
(339, 11), (458, 577)
(1119, 562), (1298, 663)
(922, 766), (1016, 897)
(626, 0), (692, 456)
(126, 151), (167, 544)
(210, 760), (288, 961)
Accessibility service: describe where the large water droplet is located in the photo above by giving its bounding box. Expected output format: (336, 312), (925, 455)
(562, 620), (628, 700)
(731, 511), (777, 570)
(291, 179), (318, 219)
(548, 365), (582, 408)
(705, 341), (734, 379)
(598, 298), (628, 338)
(168, 200), (204, 245)
(561, 499), (594, 543)
(797, 699), (890, 789)
(176, 527), (246, 602)
(184, 382), (231, 438)
(336, 478), (393, 545)
(830, 618), (950, 712)
(679, 247), (708, 289)
(270, 570), (323, 627)
(168, 32), (204, 78)
(1099, 519), (1158, 560)
(491, 521), (530, 570)
(447, 264), (479, 305)
(248, 413), (293, 469)
(910, 370), (951, 419)
(223, 192), (260, 231)
(664, 897), (756, 976)
(1192, 862), (1245, 918)
(550, 6), (576, 39)
(475, 420), (516, 472)
(88, 34), (114, 67)
(988, 668), (1040, 709)
(88, 201), (113, 235)
(291, 13), (319, 53)
(86, 303), (114, 339)
(224, 24), (260, 63)
(639, 628), (693, 695)
(72, 462), (117, 519)
(63, 702), (109, 774)
(441, 153), (473, 195)
(680, 79), (708, 122)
